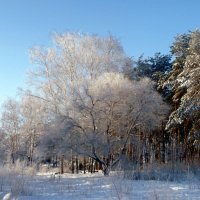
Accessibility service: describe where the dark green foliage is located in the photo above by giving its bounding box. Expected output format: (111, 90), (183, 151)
(124, 53), (172, 83)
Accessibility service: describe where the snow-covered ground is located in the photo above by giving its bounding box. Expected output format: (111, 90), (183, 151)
(1, 172), (200, 200)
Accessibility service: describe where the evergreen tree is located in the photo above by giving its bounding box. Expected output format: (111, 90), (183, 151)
(125, 53), (172, 83)
(160, 30), (200, 162)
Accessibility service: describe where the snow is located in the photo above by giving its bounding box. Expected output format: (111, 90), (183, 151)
(2, 193), (12, 200)
(1, 172), (200, 200)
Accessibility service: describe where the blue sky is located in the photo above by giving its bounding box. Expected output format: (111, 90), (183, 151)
(0, 0), (200, 106)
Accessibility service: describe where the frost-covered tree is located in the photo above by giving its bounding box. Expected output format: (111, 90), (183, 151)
(64, 73), (169, 175)
(170, 33), (191, 64)
(28, 32), (169, 175)
(0, 99), (22, 164)
(28, 33), (132, 173)
(20, 95), (48, 165)
(159, 30), (200, 163)
(159, 32), (191, 103)
(28, 33), (128, 113)
(165, 30), (200, 130)
(0, 128), (7, 164)
(37, 114), (73, 166)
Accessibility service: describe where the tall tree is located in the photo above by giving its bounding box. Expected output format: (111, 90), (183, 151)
(0, 99), (22, 164)
(20, 95), (48, 165)
(160, 30), (200, 163)
(29, 33), (169, 175)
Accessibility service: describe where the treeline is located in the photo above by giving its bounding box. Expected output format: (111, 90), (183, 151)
(0, 30), (199, 176)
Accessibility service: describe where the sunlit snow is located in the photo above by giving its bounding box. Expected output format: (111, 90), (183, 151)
(1, 172), (200, 200)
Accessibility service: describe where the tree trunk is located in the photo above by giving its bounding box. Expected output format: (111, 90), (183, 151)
(71, 150), (74, 174)
(83, 157), (86, 174)
(102, 165), (111, 176)
(60, 155), (64, 174)
(75, 156), (79, 174)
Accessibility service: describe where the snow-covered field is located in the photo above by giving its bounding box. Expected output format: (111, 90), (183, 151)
(1, 172), (200, 200)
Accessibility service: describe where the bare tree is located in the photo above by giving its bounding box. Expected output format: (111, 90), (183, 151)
(28, 33), (128, 115)
(20, 95), (48, 165)
(0, 99), (22, 164)
(64, 73), (169, 175)
(28, 33), (169, 175)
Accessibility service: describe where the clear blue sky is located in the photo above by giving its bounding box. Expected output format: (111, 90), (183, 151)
(0, 0), (200, 106)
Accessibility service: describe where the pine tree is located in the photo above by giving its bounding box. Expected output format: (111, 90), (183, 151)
(161, 30), (200, 163)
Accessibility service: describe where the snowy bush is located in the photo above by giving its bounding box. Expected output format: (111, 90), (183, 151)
(0, 160), (36, 198)
(9, 160), (36, 176)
